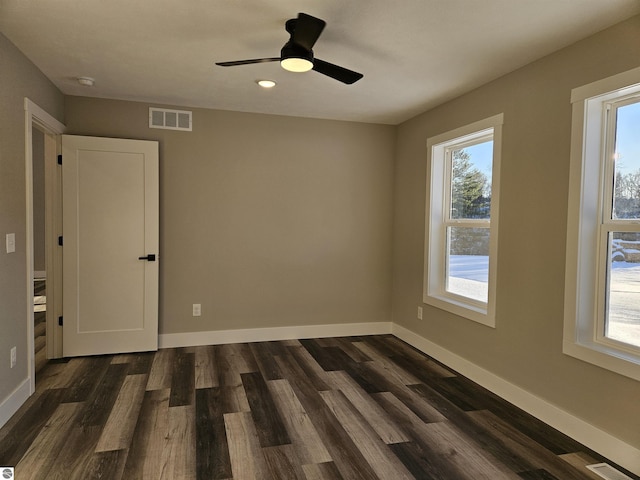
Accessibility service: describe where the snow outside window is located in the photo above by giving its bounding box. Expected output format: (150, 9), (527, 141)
(424, 114), (503, 327)
(565, 67), (640, 381)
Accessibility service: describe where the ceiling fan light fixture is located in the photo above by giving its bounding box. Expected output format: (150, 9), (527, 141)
(280, 41), (313, 72)
(280, 57), (313, 72)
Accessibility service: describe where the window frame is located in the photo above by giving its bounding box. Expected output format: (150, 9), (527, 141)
(424, 114), (503, 327)
(564, 66), (640, 381)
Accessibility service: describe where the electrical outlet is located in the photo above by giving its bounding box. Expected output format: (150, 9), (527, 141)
(417, 306), (423, 320)
(10, 347), (16, 368)
(192, 304), (201, 317)
(6, 233), (15, 253)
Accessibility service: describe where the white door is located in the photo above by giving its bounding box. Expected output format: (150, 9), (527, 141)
(62, 135), (159, 357)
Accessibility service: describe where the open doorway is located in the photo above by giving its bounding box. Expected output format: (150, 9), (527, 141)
(25, 98), (65, 394)
(32, 126), (47, 374)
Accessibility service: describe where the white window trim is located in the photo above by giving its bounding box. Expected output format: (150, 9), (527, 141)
(424, 113), (503, 327)
(564, 66), (640, 381)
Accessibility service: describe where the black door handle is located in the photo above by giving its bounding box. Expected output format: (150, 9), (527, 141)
(138, 254), (156, 261)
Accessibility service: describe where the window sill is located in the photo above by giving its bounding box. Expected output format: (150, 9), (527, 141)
(423, 293), (495, 328)
(563, 339), (640, 382)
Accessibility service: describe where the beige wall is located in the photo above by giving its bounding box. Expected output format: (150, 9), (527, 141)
(392, 15), (640, 449)
(64, 97), (396, 334)
(0, 33), (64, 402)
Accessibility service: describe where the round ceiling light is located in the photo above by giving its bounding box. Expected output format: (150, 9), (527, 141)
(77, 76), (95, 87)
(257, 80), (277, 88)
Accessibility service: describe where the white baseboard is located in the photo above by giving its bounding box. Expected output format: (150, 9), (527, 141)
(0, 378), (31, 430)
(391, 324), (640, 476)
(159, 321), (393, 349)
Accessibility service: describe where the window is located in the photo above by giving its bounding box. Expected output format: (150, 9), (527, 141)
(424, 114), (503, 327)
(565, 66), (640, 381)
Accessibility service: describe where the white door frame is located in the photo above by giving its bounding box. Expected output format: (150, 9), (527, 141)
(24, 98), (65, 394)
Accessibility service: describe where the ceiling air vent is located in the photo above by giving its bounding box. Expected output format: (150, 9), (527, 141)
(586, 463), (634, 480)
(149, 107), (192, 131)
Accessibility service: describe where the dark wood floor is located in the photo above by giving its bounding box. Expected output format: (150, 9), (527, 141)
(34, 279), (47, 375)
(0, 335), (636, 480)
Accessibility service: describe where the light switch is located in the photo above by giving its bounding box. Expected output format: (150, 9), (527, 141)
(6, 233), (15, 253)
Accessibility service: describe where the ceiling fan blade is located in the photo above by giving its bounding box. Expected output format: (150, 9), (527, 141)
(216, 58), (280, 67)
(313, 58), (363, 84)
(291, 13), (326, 51)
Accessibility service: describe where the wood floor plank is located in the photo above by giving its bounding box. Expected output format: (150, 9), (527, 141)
(467, 409), (605, 480)
(517, 470), (561, 480)
(128, 351), (155, 375)
(195, 345), (219, 389)
(299, 339), (353, 372)
(79, 362), (129, 427)
(196, 388), (233, 480)
(45, 424), (102, 479)
(416, 420), (522, 480)
(302, 462), (345, 480)
(325, 370), (409, 444)
(285, 343), (331, 391)
(410, 382), (540, 473)
(219, 343), (258, 376)
(383, 336), (457, 377)
(219, 384), (251, 413)
(241, 371), (291, 447)
(146, 348), (175, 391)
(111, 354), (135, 364)
(262, 444), (307, 480)
(121, 389), (171, 479)
(373, 391), (483, 479)
(170, 349), (195, 407)
(15, 402), (83, 479)
(274, 353), (380, 480)
(315, 337), (371, 363)
(363, 361), (447, 424)
(389, 441), (453, 480)
(36, 357), (80, 391)
(161, 404), (197, 479)
(34, 360), (69, 391)
(558, 452), (608, 480)
(216, 344), (244, 387)
(249, 341), (284, 381)
(96, 373), (148, 452)
(268, 378), (332, 465)
(0, 388), (64, 466)
(353, 341), (422, 385)
(319, 389), (414, 480)
(224, 411), (271, 480)
(81, 449), (130, 480)
(62, 356), (112, 403)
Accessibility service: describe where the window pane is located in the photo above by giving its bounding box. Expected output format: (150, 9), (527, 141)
(450, 141), (492, 220)
(613, 101), (640, 220)
(606, 231), (640, 348)
(446, 227), (489, 302)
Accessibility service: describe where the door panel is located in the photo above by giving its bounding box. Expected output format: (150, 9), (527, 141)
(62, 135), (159, 357)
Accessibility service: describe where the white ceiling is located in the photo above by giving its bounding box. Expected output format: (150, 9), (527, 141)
(2, 0), (639, 125)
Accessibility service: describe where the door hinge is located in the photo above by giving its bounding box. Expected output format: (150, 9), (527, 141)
(57, 154), (62, 165)
(58, 236), (63, 246)
(58, 316), (63, 326)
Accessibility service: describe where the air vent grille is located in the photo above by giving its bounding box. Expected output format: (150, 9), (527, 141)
(586, 463), (634, 480)
(149, 107), (192, 131)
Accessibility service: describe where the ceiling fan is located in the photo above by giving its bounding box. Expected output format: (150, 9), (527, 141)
(216, 12), (363, 85)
